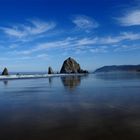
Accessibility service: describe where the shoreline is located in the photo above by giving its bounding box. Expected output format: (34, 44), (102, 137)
(0, 73), (88, 80)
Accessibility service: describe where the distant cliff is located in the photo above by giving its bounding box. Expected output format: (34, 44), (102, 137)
(94, 65), (140, 73)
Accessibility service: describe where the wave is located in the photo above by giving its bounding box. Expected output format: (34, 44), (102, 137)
(0, 73), (85, 80)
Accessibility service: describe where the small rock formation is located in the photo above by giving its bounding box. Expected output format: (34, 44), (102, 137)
(60, 57), (88, 74)
(2, 67), (9, 75)
(48, 66), (54, 74)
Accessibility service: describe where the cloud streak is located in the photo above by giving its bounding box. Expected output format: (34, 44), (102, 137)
(116, 10), (140, 26)
(0, 19), (56, 38)
(9, 32), (140, 56)
(72, 15), (99, 31)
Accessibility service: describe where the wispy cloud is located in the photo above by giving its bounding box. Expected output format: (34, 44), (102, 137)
(36, 54), (48, 59)
(114, 44), (140, 52)
(90, 47), (108, 53)
(72, 15), (99, 31)
(0, 56), (32, 61)
(76, 38), (98, 46)
(75, 32), (140, 45)
(26, 19), (56, 34)
(1, 53), (49, 61)
(7, 37), (76, 55)
(34, 37), (77, 50)
(99, 32), (140, 44)
(0, 19), (56, 38)
(8, 32), (140, 56)
(116, 10), (140, 26)
(1, 27), (25, 38)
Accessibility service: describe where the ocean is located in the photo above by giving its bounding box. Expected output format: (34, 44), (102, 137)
(0, 73), (140, 140)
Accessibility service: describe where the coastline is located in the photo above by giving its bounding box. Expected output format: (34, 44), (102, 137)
(0, 73), (88, 80)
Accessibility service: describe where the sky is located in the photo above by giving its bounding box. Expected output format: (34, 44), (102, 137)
(0, 0), (140, 72)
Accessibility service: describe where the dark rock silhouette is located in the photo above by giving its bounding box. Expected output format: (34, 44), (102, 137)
(60, 57), (88, 74)
(48, 66), (54, 74)
(2, 68), (9, 75)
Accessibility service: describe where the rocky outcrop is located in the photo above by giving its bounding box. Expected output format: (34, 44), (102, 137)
(60, 57), (88, 74)
(48, 66), (54, 74)
(2, 67), (9, 75)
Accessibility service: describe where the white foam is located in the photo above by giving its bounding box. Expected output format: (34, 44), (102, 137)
(0, 73), (84, 80)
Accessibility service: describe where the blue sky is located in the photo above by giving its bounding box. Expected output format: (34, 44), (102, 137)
(0, 0), (140, 72)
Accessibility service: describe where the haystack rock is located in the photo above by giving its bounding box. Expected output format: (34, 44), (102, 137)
(2, 67), (9, 75)
(60, 57), (88, 74)
(48, 66), (54, 74)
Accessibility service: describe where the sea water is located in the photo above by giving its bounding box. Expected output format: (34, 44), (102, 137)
(0, 73), (140, 140)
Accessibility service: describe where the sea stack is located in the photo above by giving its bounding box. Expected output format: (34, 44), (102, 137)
(2, 67), (9, 75)
(48, 66), (54, 74)
(60, 57), (88, 74)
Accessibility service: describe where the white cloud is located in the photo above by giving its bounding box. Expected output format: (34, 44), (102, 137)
(99, 36), (121, 44)
(0, 19), (56, 38)
(36, 54), (48, 59)
(76, 38), (98, 46)
(0, 56), (32, 61)
(8, 32), (140, 56)
(99, 32), (140, 44)
(7, 37), (76, 55)
(120, 32), (140, 40)
(1, 27), (26, 38)
(117, 10), (140, 26)
(73, 32), (140, 46)
(72, 15), (99, 31)
(9, 49), (35, 55)
(25, 19), (56, 34)
(34, 37), (77, 50)
(114, 44), (140, 52)
(90, 48), (108, 53)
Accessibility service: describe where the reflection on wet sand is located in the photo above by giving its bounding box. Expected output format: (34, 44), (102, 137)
(3, 80), (8, 86)
(0, 74), (140, 140)
(61, 75), (87, 90)
(48, 77), (53, 87)
(0, 99), (140, 140)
